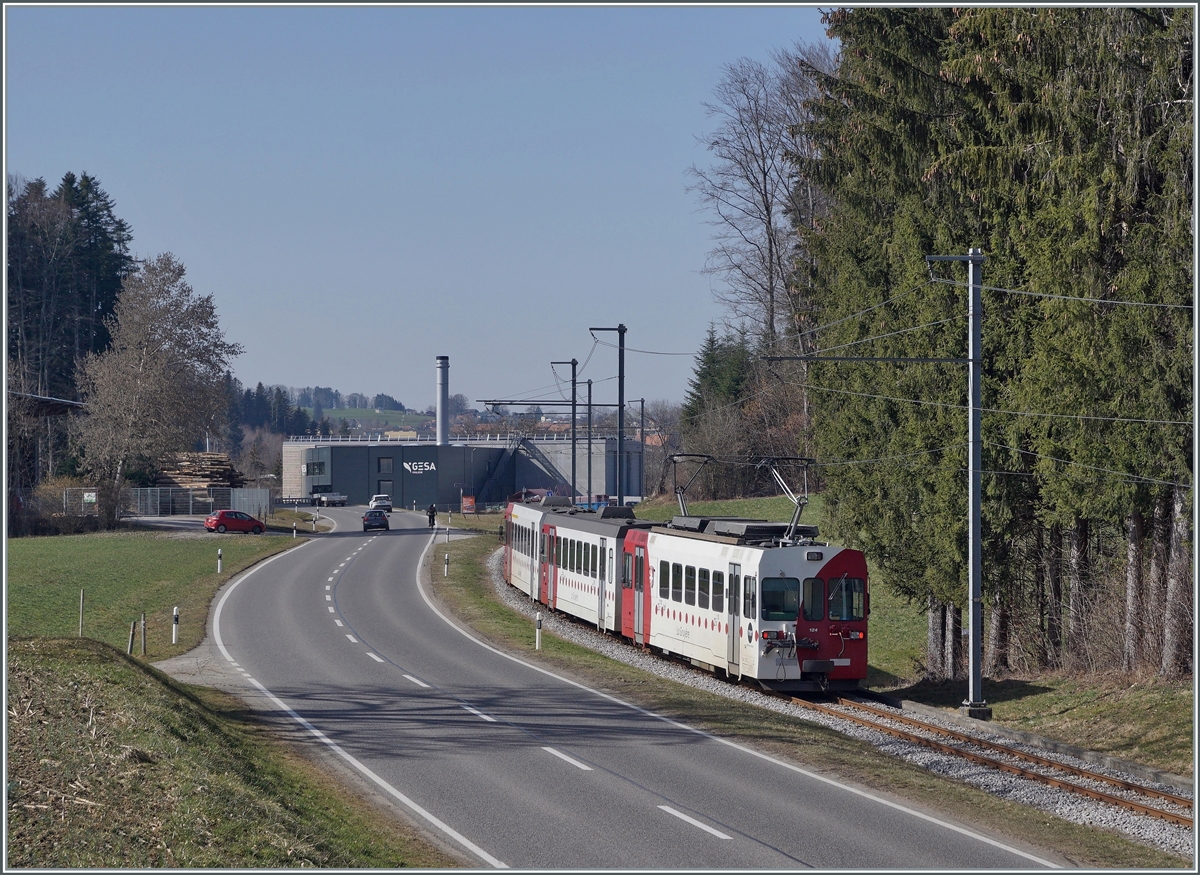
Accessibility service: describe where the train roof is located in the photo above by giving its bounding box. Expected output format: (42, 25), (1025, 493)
(657, 516), (822, 547)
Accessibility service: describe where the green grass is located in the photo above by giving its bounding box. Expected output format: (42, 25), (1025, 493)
(6, 530), (294, 660)
(427, 531), (1189, 868)
(6, 637), (463, 868)
(305, 408), (433, 429)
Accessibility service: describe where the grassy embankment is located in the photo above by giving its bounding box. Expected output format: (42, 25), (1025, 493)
(6, 529), (461, 868)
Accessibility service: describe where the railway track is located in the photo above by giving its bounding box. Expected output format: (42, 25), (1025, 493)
(786, 695), (1193, 829)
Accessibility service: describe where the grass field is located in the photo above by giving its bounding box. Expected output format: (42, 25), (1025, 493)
(7, 531), (293, 659)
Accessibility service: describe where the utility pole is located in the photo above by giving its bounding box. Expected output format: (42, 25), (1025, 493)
(927, 248), (989, 720)
(589, 324), (626, 504)
(762, 250), (989, 719)
(551, 358), (578, 503)
(639, 398), (645, 501)
(587, 379), (593, 506)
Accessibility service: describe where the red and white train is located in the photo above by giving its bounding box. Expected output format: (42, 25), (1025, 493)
(503, 497), (869, 692)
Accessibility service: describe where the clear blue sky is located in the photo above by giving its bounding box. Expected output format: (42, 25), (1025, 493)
(6, 4), (832, 412)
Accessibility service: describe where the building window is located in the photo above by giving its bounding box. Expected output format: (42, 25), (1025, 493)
(377, 479), (393, 496)
(378, 457), (393, 474)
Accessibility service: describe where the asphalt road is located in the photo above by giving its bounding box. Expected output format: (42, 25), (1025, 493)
(179, 507), (1061, 869)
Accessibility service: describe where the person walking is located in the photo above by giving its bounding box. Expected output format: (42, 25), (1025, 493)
(427, 503), (437, 528)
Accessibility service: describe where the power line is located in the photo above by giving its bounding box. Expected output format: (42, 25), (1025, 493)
(930, 276), (1193, 310)
(986, 441), (1189, 489)
(799, 380), (1191, 426)
(814, 315), (966, 355)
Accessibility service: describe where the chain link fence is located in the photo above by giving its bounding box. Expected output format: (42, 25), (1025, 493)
(10, 487), (274, 534)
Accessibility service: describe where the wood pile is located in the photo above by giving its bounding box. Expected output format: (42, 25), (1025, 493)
(155, 452), (246, 488)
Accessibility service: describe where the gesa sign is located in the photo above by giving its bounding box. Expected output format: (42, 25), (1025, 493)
(404, 461), (437, 474)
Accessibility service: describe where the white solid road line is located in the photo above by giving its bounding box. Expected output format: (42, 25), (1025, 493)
(461, 705), (497, 722)
(657, 806), (731, 839)
(541, 747), (593, 771)
(212, 546), (508, 867)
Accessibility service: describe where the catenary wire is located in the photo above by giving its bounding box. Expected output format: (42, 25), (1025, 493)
(930, 277), (1193, 310)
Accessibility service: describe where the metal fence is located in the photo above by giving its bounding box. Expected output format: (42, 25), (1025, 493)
(37, 487), (274, 519)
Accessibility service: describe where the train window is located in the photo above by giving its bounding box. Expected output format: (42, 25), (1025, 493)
(671, 563), (683, 602)
(623, 552), (633, 588)
(660, 561), (670, 599)
(540, 532), (546, 563)
(600, 542), (607, 582)
(743, 576), (757, 620)
(730, 571), (741, 616)
(803, 578), (824, 620)
(684, 566), (696, 606)
(761, 577), (800, 621)
(829, 577), (866, 621)
(592, 544), (598, 578)
(712, 570), (724, 613)
(583, 540), (590, 576)
(698, 568), (710, 610)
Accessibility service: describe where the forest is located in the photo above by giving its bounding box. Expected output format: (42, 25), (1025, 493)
(678, 7), (1192, 680)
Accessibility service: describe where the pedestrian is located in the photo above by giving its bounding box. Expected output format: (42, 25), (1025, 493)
(427, 503), (437, 528)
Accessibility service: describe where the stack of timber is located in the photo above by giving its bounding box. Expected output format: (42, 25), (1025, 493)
(155, 452), (246, 489)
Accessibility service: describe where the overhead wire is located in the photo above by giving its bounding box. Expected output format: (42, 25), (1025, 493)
(930, 276), (1193, 310)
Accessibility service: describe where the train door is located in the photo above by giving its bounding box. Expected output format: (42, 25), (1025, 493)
(633, 545), (647, 645)
(727, 563), (741, 676)
(541, 525), (557, 605)
(597, 538), (607, 630)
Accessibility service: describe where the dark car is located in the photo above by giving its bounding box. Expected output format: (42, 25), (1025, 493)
(205, 509), (265, 534)
(362, 509), (390, 532)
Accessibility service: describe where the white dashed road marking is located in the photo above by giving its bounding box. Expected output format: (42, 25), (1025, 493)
(461, 705), (496, 723)
(657, 806), (731, 839)
(367, 653), (385, 662)
(542, 747), (593, 771)
(404, 674), (430, 688)
(346, 634), (358, 643)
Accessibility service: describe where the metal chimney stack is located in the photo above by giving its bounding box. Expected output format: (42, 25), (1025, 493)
(435, 356), (449, 446)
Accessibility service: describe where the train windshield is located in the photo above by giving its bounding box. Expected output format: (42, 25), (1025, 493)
(760, 577), (800, 620)
(829, 576), (866, 621)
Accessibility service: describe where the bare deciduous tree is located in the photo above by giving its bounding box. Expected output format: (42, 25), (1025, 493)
(73, 253), (242, 525)
(687, 42), (834, 352)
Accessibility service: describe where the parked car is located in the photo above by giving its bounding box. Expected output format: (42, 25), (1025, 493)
(362, 509), (390, 532)
(205, 509), (265, 534)
(368, 494), (393, 513)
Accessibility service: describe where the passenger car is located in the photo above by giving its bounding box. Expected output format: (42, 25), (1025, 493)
(205, 509), (265, 534)
(362, 509), (390, 531)
(368, 494), (392, 513)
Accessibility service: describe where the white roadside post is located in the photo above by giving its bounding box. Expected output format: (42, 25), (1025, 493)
(444, 553), (449, 577)
(217, 548), (223, 574)
(172, 606), (179, 645)
(536, 612), (542, 650)
(293, 521), (297, 539)
(79, 589), (84, 637)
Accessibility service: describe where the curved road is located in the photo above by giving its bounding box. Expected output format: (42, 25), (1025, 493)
(206, 507), (1059, 869)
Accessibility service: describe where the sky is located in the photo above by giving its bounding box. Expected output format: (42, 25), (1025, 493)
(5, 4), (833, 412)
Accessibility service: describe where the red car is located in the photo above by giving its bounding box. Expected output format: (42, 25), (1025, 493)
(205, 509), (265, 534)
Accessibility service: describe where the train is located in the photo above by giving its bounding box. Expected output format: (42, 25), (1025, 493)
(502, 496), (869, 692)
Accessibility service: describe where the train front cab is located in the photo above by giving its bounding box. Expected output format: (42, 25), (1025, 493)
(757, 547), (869, 693)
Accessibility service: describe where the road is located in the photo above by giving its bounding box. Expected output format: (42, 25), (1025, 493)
(184, 506), (1061, 869)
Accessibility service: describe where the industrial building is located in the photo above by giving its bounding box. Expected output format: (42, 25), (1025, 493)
(281, 356), (644, 510)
